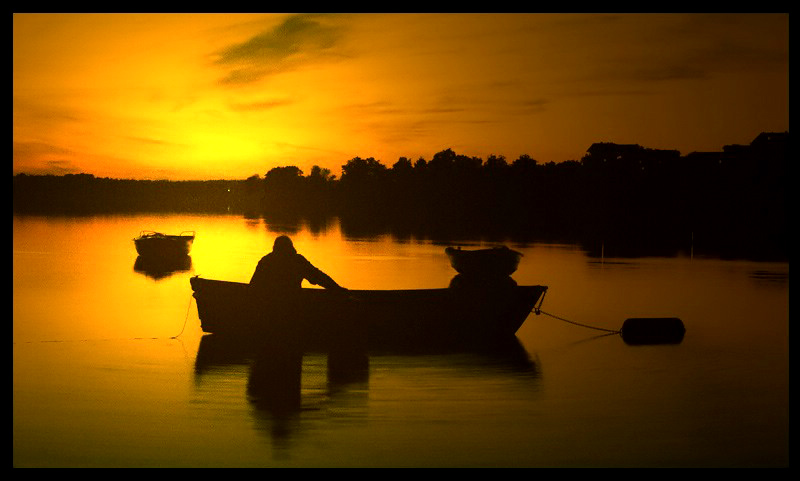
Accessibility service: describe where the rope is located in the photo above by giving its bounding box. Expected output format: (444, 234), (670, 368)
(171, 293), (194, 339)
(15, 293), (196, 345)
(535, 309), (621, 334)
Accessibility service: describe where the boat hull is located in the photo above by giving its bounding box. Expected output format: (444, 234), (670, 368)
(190, 277), (547, 349)
(133, 231), (194, 258)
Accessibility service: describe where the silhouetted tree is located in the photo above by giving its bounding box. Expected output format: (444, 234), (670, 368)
(12, 132), (788, 259)
(263, 166), (305, 213)
(341, 156), (387, 181)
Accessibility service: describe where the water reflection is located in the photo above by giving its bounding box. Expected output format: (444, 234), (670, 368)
(133, 254), (192, 280)
(12, 213), (789, 466)
(194, 331), (540, 450)
(194, 332), (370, 450)
(747, 269), (789, 286)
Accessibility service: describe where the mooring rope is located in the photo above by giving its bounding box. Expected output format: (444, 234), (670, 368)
(170, 293), (194, 339)
(531, 288), (620, 334)
(16, 293), (196, 345)
(535, 309), (621, 334)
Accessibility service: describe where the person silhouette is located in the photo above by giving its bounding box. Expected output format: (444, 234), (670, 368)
(250, 235), (346, 294)
(248, 235), (348, 355)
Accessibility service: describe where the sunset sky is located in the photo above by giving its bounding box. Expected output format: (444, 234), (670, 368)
(13, 13), (789, 180)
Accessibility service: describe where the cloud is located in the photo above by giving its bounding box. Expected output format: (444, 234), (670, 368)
(525, 13), (788, 97)
(229, 98), (295, 112)
(123, 135), (174, 146)
(13, 141), (81, 175)
(214, 14), (348, 85)
(43, 160), (81, 175)
(14, 140), (73, 159)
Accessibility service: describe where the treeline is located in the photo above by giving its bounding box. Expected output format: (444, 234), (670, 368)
(12, 174), (259, 214)
(13, 132), (787, 259)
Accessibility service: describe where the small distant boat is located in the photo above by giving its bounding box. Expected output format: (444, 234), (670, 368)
(133, 231), (194, 258)
(445, 246), (523, 277)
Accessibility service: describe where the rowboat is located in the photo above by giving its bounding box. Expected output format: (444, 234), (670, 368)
(445, 246), (523, 277)
(133, 231), (194, 258)
(190, 276), (547, 349)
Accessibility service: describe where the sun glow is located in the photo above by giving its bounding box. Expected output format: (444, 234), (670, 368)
(182, 129), (263, 170)
(13, 13), (788, 181)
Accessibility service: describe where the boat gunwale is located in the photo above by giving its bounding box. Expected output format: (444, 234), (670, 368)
(189, 276), (548, 343)
(134, 230), (195, 241)
(189, 276), (546, 296)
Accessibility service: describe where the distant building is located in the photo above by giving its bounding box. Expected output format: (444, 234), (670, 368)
(582, 142), (680, 173)
(584, 131), (788, 176)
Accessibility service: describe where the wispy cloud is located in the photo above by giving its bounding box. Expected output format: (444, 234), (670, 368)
(12, 141), (80, 175)
(42, 160), (80, 175)
(525, 13), (788, 96)
(214, 14), (348, 85)
(123, 135), (174, 146)
(13, 141), (73, 159)
(229, 98), (295, 112)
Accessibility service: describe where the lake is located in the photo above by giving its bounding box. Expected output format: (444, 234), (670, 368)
(12, 213), (789, 467)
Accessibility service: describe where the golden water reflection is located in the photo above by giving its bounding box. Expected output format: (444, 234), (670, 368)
(193, 333), (541, 457)
(13, 213), (789, 467)
(133, 255), (193, 280)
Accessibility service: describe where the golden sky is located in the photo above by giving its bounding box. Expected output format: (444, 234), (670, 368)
(13, 13), (789, 180)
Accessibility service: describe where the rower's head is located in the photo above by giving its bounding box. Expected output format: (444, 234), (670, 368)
(272, 235), (297, 255)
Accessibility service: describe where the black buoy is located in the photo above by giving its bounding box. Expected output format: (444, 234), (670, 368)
(620, 317), (685, 345)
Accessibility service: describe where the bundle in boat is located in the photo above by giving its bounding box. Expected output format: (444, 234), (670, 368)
(445, 246), (523, 278)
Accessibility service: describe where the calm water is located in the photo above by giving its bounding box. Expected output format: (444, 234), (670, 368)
(13, 213), (789, 467)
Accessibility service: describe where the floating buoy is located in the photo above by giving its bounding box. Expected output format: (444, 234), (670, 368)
(537, 309), (686, 346)
(620, 317), (685, 345)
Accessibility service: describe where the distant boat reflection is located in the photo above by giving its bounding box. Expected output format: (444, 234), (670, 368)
(133, 254), (192, 280)
(193, 329), (540, 450)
